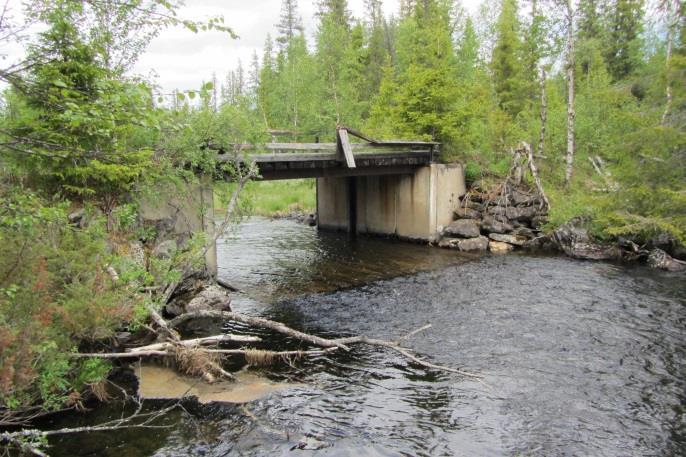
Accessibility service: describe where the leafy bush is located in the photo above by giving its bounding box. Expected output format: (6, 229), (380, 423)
(0, 188), (146, 413)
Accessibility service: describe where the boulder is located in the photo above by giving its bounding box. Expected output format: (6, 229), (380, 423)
(152, 239), (177, 260)
(444, 219), (481, 238)
(531, 215), (549, 230)
(68, 208), (85, 224)
(185, 285), (232, 314)
(487, 206), (507, 217)
(505, 205), (538, 222)
(462, 199), (483, 211)
(457, 236), (489, 251)
(552, 219), (623, 260)
(511, 189), (534, 206)
(489, 233), (527, 246)
(454, 206), (481, 219)
(647, 249), (686, 272)
(488, 240), (514, 253)
(513, 226), (536, 239)
(481, 215), (514, 234)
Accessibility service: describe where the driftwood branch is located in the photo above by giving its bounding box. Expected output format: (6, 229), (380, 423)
(79, 310), (481, 380)
(168, 310), (352, 351)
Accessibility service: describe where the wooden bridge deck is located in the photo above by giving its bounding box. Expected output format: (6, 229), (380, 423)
(217, 129), (439, 180)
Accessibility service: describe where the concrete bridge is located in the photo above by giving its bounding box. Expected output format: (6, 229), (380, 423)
(142, 128), (466, 277)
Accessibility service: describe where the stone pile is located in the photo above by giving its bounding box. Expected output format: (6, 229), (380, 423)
(437, 185), (549, 253)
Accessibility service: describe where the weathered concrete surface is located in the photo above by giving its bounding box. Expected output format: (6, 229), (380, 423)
(140, 176), (217, 277)
(317, 164), (465, 240)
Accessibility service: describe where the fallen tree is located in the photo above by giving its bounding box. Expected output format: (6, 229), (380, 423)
(79, 310), (482, 380)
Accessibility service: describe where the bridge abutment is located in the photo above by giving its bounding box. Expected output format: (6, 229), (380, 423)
(317, 163), (465, 240)
(140, 176), (218, 278)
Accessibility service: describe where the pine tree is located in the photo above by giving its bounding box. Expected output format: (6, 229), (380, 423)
(605, 0), (644, 81)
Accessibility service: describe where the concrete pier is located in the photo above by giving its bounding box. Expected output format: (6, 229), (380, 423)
(317, 163), (465, 240)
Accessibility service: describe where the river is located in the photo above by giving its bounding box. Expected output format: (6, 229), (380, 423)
(47, 218), (686, 456)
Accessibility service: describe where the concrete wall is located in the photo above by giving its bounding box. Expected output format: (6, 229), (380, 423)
(140, 176), (217, 277)
(317, 163), (465, 240)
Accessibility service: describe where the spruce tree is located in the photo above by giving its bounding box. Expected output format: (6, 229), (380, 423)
(276, 0), (304, 49)
(605, 0), (644, 81)
(491, 0), (527, 117)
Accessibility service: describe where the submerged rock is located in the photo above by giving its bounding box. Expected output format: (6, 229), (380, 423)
(488, 240), (514, 253)
(647, 249), (686, 272)
(457, 236), (489, 251)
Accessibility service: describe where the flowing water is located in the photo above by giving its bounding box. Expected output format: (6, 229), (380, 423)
(47, 218), (686, 456)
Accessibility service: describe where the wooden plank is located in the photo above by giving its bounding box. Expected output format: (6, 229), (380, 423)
(337, 128), (356, 168)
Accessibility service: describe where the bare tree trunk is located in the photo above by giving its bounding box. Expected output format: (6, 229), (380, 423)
(537, 67), (547, 158)
(564, 0), (576, 188)
(661, 0), (678, 125)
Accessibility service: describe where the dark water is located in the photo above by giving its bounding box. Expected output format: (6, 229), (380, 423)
(48, 218), (686, 456)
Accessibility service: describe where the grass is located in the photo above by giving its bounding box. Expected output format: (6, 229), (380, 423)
(214, 178), (316, 217)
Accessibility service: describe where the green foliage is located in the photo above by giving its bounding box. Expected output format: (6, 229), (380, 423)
(0, 188), (142, 412)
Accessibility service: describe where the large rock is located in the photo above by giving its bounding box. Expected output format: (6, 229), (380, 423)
(488, 240), (514, 253)
(444, 219), (481, 238)
(510, 189), (535, 206)
(454, 207), (481, 219)
(513, 226), (536, 239)
(489, 233), (527, 246)
(505, 205), (538, 222)
(457, 236), (489, 251)
(487, 206), (507, 217)
(552, 219), (623, 260)
(481, 215), (514, 234)
(647, 249), (686, 272)
(531, 215), (549, 230)
(152, 239), (177, 260)
(462, 199), (483, 211)
(185, 285), (232, 314)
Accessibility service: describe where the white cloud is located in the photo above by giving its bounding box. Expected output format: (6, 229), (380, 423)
(133, 0), (482, 93)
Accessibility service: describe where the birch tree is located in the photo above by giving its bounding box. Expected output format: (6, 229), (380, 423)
(564, 0), (576, 188)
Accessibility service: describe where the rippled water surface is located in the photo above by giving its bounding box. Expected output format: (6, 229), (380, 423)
(49, 218), (686, 456)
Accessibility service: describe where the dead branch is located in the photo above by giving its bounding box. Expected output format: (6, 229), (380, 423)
(522, 142), (550, 210)
(168, 310), (352, 351)
(167, 311), (481, 378)
(127, 334), (261, 353)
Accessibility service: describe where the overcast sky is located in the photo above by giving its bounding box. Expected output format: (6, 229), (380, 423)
(3, 0), (481, 93)
(132, 0), (481, 93)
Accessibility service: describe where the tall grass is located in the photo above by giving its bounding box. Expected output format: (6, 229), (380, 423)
(215, 179), (316, 217)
